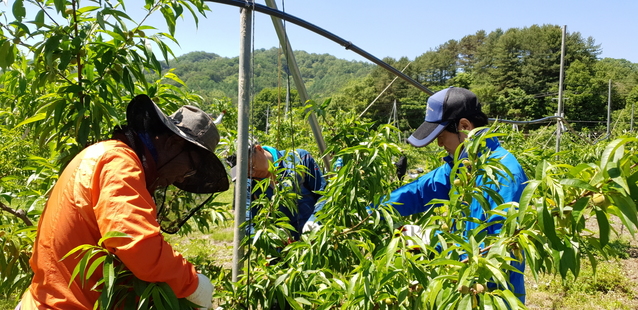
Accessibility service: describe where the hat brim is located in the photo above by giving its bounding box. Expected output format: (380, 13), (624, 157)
(128, 95), (229, 193)
(407, 121), (448, 147)
(173, 150), (229, 193)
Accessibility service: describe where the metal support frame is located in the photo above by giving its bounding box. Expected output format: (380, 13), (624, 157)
(263, 0), (330, 168)
(204, 0), (433, 96)
(489, 116), (594, 145)
(210, 0), (436, 282)
(555, 25), (567, 153)
(231, 3), (252, 282)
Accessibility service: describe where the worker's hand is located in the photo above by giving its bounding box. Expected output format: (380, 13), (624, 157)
(302, 221), (321, 233)
(186, 273), (214, 310)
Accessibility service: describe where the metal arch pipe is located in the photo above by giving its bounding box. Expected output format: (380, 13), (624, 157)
(203, 0), (434, 95)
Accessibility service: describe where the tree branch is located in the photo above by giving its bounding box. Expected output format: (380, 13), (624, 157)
(0, 201), (33, 226)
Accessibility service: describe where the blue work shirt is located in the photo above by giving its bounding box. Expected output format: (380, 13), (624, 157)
(387, 137), (528, 303)
(247, 147), (326, 240)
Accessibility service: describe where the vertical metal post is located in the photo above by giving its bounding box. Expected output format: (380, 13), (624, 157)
(263, 0), (330, 169)
(232, 2), (252, 282)
(607, 79), (612, 136)
(631, 102), (635, 132)
(555, 25), (566, 153)
(265, 105), (270, 134)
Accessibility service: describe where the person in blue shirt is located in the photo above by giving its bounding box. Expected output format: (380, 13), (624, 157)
(233, 143), (326, 241)
(386, 86), (528, 303)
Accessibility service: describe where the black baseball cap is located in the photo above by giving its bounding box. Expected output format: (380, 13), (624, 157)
(407, 87), (481, 148)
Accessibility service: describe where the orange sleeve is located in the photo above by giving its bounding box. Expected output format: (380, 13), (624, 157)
(92, 147), (199, 298)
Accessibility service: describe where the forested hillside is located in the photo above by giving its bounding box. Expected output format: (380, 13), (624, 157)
(164, 48), (375, 102)
(167, 24), (638, 134)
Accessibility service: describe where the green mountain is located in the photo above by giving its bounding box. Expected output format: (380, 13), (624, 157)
(164, 25), (638, 133)
(165, 48), (375, 102)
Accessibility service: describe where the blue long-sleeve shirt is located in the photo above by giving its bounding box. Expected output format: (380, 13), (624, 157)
(387, 137), (528, 303)
(247, 147), (326, 240)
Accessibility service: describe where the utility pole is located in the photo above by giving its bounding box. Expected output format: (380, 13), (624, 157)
(555, 25), (566, 153)
(232, 1), (252, 282)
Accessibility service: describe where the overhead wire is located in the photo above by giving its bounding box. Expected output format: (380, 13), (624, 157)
(358, 61), (412, 119)
(491, 116), (595, 145)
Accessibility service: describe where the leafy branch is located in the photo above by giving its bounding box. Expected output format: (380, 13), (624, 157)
(0, 201), (32, 226)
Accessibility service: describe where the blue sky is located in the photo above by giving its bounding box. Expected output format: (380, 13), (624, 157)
(3, 0), (637, 63)
(134, 0), (637, 64)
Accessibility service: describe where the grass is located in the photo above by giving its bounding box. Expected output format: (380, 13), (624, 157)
(0, 298), (18, 309)
(525, 237), (638, 309)
(526, 258), (638, 309)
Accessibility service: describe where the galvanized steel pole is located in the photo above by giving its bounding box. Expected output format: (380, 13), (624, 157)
(607, 79), (612, 136)
(555, 25), (566, 153)
(263, 0), (330, 168)
(232, 2), (252, 282)
(631, 102), (635, 132)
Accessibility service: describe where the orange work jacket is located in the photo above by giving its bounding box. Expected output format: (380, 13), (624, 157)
(20, 140), (198, 309)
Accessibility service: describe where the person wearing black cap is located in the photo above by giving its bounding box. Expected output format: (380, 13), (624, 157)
(386, 87), (528, 304)
(19, 95), (228, 310)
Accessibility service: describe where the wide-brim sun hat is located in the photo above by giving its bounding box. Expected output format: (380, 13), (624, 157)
(408, 87), (480, 148)
(127, 94), (229, 194)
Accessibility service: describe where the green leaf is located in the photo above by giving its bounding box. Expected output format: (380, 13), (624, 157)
(77, 6), (101, 14)
(97, 231), (131, 247)
(60, 244), (93, 261)
(122, 66), (135, 94)
(68, 249), (90, 288)
(152, 288), (167, 310)
(85, 256), (106, 282)
(606, 162), (630, 195)
(559, 178), (597, 192)
(14, 113), (46, 128)
(157, 282), (180, 309)
(610, 193), (638, 229)
(458, 294), (472, 309)
(501, 289), (520, 310)
(53, 0), (65, 14)
(10, 21), (30, 36)
(34, 10), (45, 27)
(0, 40), (15, 69)
(518, 180), (539, 222)
(160, 6), (177, 36)
(571, 197), (590, 226)
(101, 255), (116, 309)
(595, 208), (609, 247)
(538, 203), (562, 249)
(77, 119), (90, 147)
(600, 138), (636, 172)
(12, 0), (26, 22)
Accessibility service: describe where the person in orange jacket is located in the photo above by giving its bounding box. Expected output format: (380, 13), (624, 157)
(17, 95), (229, 310)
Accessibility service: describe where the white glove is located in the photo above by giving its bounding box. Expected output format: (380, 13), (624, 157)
(186, 273), (214, 310)
(402, 225), (430, 247)
(302, 220), (321, 233)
